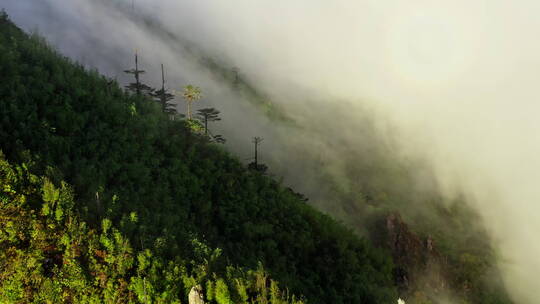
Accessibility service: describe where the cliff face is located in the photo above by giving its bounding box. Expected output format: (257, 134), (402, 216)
(372, 213), (450, 300)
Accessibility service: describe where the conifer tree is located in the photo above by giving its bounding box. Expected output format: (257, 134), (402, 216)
(124, 51), (154, 97)
(248, 137), (267, 173)
(151, 64), (176, 114)
(196, 108), (221, 136)
(195, 108), (226, 144)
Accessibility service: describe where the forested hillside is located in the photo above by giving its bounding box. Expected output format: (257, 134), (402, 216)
(0, 11), (398, 304)
(0, 153), (304, 303)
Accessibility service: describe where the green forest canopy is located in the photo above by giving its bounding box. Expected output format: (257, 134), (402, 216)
(0, 11), (397, 304)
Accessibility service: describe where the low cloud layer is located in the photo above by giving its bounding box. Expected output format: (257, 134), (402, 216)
(4, 1), (540, 302)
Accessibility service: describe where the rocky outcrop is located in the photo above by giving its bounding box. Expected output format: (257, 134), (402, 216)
(188, 285), (205, 304)
(371, 213), (450, 299)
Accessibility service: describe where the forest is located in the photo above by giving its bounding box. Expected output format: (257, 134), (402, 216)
(0, 11), (396, 303)
(0, 9), (512, 304)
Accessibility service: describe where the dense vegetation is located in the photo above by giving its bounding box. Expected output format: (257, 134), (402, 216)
(0, 11), (397, 303)
(0, 153), (303, 303)
(193, 32), (512, 304)
(123, 6), (513, 302)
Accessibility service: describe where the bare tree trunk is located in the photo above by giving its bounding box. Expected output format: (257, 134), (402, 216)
(161, 64), (165, 111)
(255, 140), (258, 166)
(135, 53), (140, 96)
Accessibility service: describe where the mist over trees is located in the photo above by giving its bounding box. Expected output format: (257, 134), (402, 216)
(151, 63), (177, 114)
(182, 84), (202, 120)
(0, 5), (516, 304)
(0, 14), (399, 304)
(124, 51), (154, 97)
(197, 108), (221, 136)
(248, 136), (268, 173)
(196, 107), (227, 144)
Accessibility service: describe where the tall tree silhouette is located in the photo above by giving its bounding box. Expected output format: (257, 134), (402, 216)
(248, 137), (267, 173)
(181, 85), (201, 120)
(124, 51), (153, 97)
(196, 108), (221, 136)
(151, 64), (176, 114)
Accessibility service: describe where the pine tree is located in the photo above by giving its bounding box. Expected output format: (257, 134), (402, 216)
(151, 64), (176, 114)
(196, 108), (221, 136)
(248, 137), (267, 173)
(124, 51), (154, 97)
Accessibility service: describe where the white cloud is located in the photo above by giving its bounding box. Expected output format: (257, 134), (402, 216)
(4, 1), (540, 302)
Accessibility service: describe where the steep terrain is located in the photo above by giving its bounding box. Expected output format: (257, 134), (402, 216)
(0, 12), (397, 304)
(0, 153), (303, 303)
(0, 8), (514, 303)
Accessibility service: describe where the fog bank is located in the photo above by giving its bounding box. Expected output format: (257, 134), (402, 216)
(4, 1), (540, 302)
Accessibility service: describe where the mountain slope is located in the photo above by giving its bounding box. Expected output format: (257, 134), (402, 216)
(0, 12), (397, 304)
(0, 152), (305, 303)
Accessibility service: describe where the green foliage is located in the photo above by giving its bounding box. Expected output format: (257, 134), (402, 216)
(0, 155), (305, 303)
(214, 279), (232, 304)
(182, 84), (202, 119)
(0, 15), (397, 303)
(124, 53), (154, 97)
(151, 64), (177, 115)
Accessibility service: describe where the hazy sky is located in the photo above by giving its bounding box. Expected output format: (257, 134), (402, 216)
(4, 1), (540, 302)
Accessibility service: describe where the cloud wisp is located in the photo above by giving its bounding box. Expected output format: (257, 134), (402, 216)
(4, 1), (540, 302)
